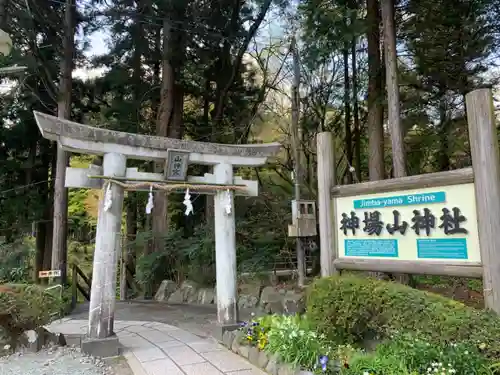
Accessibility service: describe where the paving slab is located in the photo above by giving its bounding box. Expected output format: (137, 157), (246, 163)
(46, 317), (267, 375)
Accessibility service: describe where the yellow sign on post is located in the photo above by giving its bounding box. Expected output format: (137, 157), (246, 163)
(334, 183), (481, 263)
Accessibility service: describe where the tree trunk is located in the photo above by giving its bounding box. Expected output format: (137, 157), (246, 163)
(0, 0), (8, 29)
(438, 98), (451, 171)
(52, 0), (75, 285)
(122, 196), (137, 299)
(381, 0), (406, 178)
(34, 152), (51, 283)
(367, 0), (385, 181)
(43, 145), (57, 273)
(351, 38), (361, 181)
(381, 0), (412, 285)
(343, 47), (353, 184)
(211, 0), (272, 125)
(152, 18), (176, 259)
(121, 0), (144, 299)
(152, 10), (186, 294)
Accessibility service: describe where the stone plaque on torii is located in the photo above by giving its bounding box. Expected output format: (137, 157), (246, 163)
(34, 111), (281, 354)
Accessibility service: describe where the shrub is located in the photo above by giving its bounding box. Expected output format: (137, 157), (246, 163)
(306, 275), (500, 359)
(0, 283), (64, 345)
(340, 351), (413, 375)
(0, 240), (34, 283)
(376, 333), (491, 375)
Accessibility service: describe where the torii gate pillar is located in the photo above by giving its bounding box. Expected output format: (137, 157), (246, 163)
(214, 163), (237, 324)
(88, 153), (127, 340)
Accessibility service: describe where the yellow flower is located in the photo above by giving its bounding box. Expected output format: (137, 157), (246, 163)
(257, 337), (267, 350)
(479, 342), (487, 350)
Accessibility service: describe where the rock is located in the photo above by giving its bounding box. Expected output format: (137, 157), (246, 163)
(44, 331), (67, 347)
(154, 280), (178, 301)
(265, 354), (280, 375)
(258, 350), (269, 368)
(248, 347), (260, 366)
(167, 289), (185, 304)
(238, 344), (249, 358)
(268, 301), (284, 314)
(238, 294), (259, 309)
(197, 288), (215, 304)
(282, 292), (305, 315)
(260, 286), (282, 304)
(238, 280), (262, 299)
(180, 280), (199, 303)
(230, 336), (240, 352)
(21, 329), (42, 352)
(231, 331), (244, 352)
(260, 286), (286, 313)
(222, 330), (235, 348)
(278, 363), (298, 375)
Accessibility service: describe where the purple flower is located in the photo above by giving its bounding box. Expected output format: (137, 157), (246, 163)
(319, 355), (328, 371)
(240, 321), (248, 327)
(252, 321), (259, 327)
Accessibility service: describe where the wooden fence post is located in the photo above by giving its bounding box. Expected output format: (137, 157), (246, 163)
(71, 263), (77, 309)
(317, 132), (337, 277)
(466, 88), (500, 314)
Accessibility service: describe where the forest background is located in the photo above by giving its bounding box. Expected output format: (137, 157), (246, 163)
(1, 0), (500, 302)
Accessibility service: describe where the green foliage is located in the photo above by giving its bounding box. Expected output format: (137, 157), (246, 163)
(342, 332), (498, 375)
(68, 189), (94, 228)
(236, 309), (498, 374)
(341, 351), (413, 375)
(135, 225), (216, 288)
(0, 284), (64, 342)
(264, 314), (339, 371)
(241, 314), (355, 373)
(135, 191), (294, 288)
(239, 315), (272, 350)
(0, 240), (34, 283)
(306, 275), (500, 359)
(376, 333), (490, 375)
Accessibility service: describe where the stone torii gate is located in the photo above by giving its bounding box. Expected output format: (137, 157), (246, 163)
(34, 111), (281, 356)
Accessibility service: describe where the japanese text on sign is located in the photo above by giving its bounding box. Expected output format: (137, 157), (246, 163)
(334, 184), (481, 263)
(339, 207), (467, 237)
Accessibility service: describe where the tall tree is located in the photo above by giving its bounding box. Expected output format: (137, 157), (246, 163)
(366, 0), (385, 181)
(152, 1), (187, 261)
(381, 0), (406, 178)
(52, 0), (75, 284)
(0, 0), (7, 29)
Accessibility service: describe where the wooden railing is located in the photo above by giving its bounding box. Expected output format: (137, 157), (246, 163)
(71, 263), (92, 309)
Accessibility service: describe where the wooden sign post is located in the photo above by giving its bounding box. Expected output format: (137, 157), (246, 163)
(316, 88), (500, 315)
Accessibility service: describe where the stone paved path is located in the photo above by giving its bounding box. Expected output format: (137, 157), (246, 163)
(46, 306), (265, 375)
(68, 301), (256, 339)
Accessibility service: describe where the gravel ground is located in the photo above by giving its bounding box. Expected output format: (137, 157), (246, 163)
(0, 345), (128, 375)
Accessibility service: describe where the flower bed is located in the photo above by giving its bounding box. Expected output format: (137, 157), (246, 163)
(221, 314), (499, 375)
(220, 275), (500, 375)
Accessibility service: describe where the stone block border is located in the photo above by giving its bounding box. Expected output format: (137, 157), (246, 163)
(155, 279), (306, 315)
(220, 329), (311, 375)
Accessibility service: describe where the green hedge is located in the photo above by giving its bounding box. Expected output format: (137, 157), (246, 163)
(0, 284), (64, 341)
(306, 275), (500, 359)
